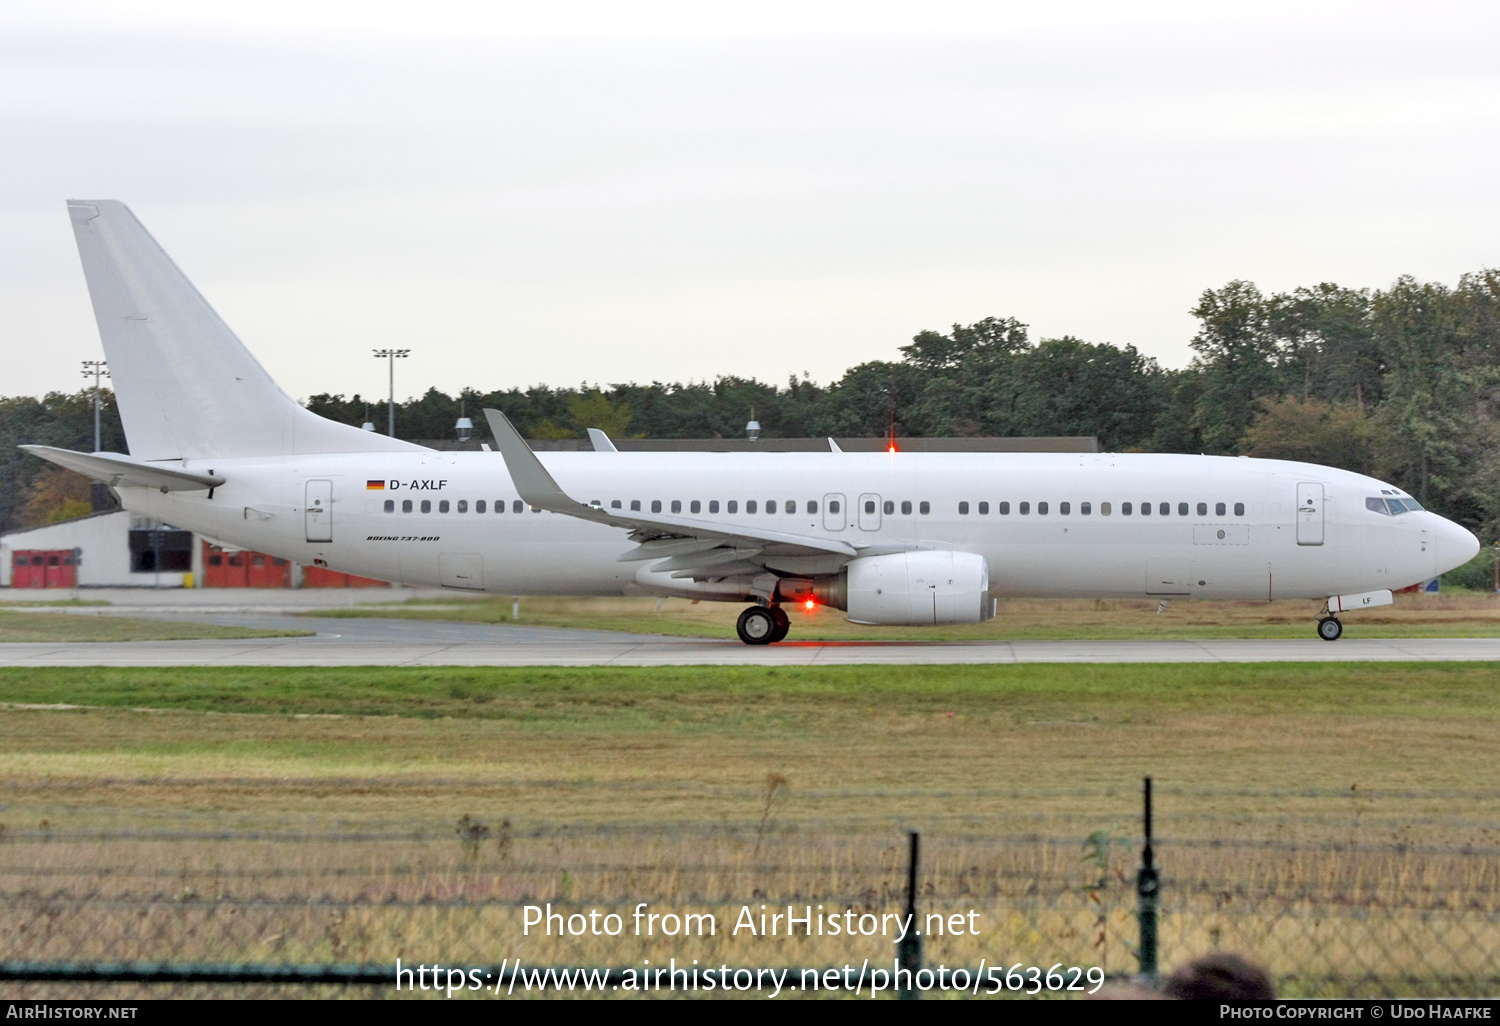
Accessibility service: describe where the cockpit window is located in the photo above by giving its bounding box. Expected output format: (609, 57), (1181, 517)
(1369, 496), (1424, 515)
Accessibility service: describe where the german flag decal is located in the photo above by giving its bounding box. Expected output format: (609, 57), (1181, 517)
(366, 480), (385, 490)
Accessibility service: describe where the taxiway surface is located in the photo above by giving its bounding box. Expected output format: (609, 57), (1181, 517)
(2, 611), (1498, 667)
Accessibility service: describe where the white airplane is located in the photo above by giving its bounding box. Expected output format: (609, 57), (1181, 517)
(22, 200), (1481, 644)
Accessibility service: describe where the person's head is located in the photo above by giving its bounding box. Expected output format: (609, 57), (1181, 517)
(1162, 954), (1275, 1000)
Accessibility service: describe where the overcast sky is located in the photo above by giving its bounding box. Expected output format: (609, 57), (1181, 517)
(3, 1), (1498, 404)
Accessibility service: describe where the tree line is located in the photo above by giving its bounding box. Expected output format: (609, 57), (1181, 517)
(4, 270), (1497, 555)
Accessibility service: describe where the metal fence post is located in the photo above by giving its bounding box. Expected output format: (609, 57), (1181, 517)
(1137, 776), (1159, 979)
(897, 830), (923, 999)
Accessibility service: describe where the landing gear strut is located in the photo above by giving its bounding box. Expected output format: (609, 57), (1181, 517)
(1316, 616), (1343, 642)
(736, 605), (791, 645)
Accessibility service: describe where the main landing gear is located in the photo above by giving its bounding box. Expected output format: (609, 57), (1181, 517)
(737, 604), (790, 645)
(1316, 616), (1343, 642)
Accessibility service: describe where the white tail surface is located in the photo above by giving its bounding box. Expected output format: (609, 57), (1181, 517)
(67, 200), (423, 461)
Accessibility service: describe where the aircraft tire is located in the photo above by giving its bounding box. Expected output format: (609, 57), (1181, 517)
(768, 605), (790, 643)
(737, 606), (777, 645)
(1316, 616), (1343, 642)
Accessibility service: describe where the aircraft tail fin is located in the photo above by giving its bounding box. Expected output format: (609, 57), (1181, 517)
(66, 200), (423, 461)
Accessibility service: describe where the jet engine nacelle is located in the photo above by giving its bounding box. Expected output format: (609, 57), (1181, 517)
(843, 550), (993, 626)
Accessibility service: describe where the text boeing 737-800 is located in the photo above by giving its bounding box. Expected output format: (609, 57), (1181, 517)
(21, 201), (1480, 644)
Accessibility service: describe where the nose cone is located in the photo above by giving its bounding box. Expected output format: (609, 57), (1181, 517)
(1433, 516), (1481, 576)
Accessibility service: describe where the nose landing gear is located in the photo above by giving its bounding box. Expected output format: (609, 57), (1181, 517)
(1316, 616), (1343, 641)
(736, 604), (791, 645)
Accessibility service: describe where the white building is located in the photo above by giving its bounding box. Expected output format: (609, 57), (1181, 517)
(1, 510), (194, 588)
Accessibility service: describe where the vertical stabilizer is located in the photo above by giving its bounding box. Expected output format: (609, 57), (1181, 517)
(66, 200), (423, 461)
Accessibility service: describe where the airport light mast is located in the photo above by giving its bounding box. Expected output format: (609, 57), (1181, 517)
(372, 349), (410, 437)
(81, 360), (108, 452)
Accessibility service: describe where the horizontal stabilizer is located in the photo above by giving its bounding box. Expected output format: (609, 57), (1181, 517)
(20, 445), (224, 491)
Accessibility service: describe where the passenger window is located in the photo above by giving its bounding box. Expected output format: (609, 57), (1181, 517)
(690, 500), (700, 513)
(652, 500), (662, 513)
(458, 500), (468, 513)
(766, 500), (777, 514)
(1061, 502), (1071, 515)
(1037, 501), (1048, 515)
(495, 500), (504, 513)
(670, 500), (681, 513)
(1178, 502), (1188, 516)
(1121, 502), (1131, 515)
(421, 500), (432, 513)
(1197, 502), (1208, 516)
(1215, 502), (1225, 516)
(885, 500), (895, 515)
(864, 500), (875, 514)
(999, 501), (1010, 514)
(514, 500), (525, 513)
(786, 500), (796, 514)
(476, 500), (487, 513)
(1234, 502), (1245, 516)
(610, 500), (621, 509)
(1081, 502), (1091, 515)
(1020, 502), (1030, 515)
(828, 500), (838, 513)
(808, 500), (818, 514)
(710, 500), (720, 513)
(978, 501), (989, 515)
(384, 499), (394, 513)
(1140, 501), (1150, 516)
(631, 500), (641, 511)
(439, 500), (450, 513)
(747, 500), (757, 514)
(1160, 502), (1170, 516)
(1101, 501), (1112, 516)
(402, 499), (412, 513)
(900, 500), (912, 515)
(959, 501), (969, 515)
(728, 500), (738, 513)
(919, 501), (930, 514)
(531, 505), (540, 513)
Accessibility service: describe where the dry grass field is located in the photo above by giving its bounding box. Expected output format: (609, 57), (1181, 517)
(0, 608), (312, 643)
(2, 663), (1500, 997)
(301, 590), (1500, 641)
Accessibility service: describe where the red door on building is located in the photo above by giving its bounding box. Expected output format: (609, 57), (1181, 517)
(202, 543), (291, 587)
(11, 550), (77, 588)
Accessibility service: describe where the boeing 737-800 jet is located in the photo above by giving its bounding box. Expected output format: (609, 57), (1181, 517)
(21, 201), (1481, 644)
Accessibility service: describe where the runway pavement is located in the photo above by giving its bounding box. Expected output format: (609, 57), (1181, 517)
(3, 612), (1499, 666)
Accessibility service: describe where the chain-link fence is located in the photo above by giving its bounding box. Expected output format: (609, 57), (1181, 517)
(3, 783), (1498, 998)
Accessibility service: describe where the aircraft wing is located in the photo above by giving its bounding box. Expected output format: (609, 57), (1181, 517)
(20, 445), (224, 492)
(483, 409), (856, 580)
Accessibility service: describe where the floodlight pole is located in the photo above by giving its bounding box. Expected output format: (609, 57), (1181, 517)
(81, 360), (108, 452)
(372, 349), (410, 437)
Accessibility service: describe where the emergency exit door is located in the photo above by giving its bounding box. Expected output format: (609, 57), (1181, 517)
(305, 480), (333, 542)
(823, 493), (846, 531)
(1296, 482), (1324, 546)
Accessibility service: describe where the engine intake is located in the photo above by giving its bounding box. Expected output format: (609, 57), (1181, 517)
(839, 550), (993, 626)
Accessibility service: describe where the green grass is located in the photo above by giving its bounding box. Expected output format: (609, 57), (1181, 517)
(0, 610), (313, 643)
(1, 663), (1497, 724)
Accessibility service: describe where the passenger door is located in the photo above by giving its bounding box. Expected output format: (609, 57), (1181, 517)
(1296, 482), (1324, 546)
(305, 480), (333, 543)
(858, 493), (882, 531)
(823, 493), (846, 531)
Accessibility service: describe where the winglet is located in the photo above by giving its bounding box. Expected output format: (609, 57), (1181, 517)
(483, 409), (601, 517)
(828, 437), (842, 453)
(587, 428), (619, 453)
